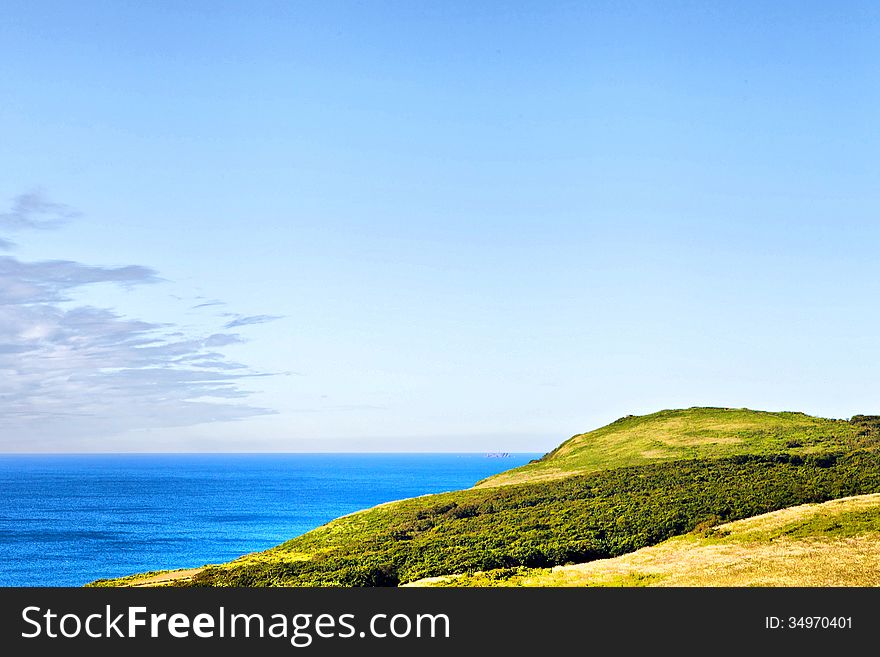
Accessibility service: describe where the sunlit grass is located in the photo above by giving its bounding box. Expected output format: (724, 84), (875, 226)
(479, 407), (865, 488)
(410, 494), (880, 587)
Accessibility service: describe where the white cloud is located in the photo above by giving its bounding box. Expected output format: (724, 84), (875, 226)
(0, 189), (78, 233)
(0, 193), (277, 449)
(223, 314), (284, 329)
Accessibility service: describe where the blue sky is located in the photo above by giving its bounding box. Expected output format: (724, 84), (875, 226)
(1, 1), (878, 452)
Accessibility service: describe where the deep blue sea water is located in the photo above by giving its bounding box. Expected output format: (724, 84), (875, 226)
(0, 453), (538, 586)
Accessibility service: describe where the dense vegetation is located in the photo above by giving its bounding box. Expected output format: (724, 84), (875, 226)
(184, 449), (880, 587)
(417, 494), (880, 587)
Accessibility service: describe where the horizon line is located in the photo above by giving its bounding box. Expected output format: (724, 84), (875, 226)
(0, 450), (544, 456)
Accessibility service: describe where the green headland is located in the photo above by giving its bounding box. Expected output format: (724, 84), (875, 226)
(89, 407), (880, 587)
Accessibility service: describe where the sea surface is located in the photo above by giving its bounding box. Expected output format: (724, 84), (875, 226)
(0, 453), (538, 586)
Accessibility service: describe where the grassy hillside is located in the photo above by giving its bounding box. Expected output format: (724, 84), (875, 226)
(479, 407), (865, 487)
(409, 494), (880, 587)
(90, 408), (880, 588)
(145, 450), (880, 586)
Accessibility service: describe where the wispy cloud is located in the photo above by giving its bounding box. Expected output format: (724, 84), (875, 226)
(0, 193), (277, 449)
(223, 314), (284, 329)
(192, 300), (226, 309)
(0, 258), (160, 304)
(0, 189), (79, 233)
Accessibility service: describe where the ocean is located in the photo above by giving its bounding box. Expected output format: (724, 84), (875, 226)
(0, 453), (538, 587)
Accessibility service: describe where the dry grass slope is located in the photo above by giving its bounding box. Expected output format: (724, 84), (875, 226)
(408, 494), (880, 587)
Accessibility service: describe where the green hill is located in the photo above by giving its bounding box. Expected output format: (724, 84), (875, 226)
(478, 407), (866, 487)
(89, 408), (880, 588)
(408, 494), (880, 587)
